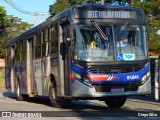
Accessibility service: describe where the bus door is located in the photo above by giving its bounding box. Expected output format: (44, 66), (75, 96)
(62, 22), (71, 95)
(26, 38), (34, 94)
(11, 45), (15, 92)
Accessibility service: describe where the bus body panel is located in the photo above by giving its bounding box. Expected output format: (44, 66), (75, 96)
(5, 66), (11, 91)
(15, 63), (27, 94)
(33, 58), (43, 95)
(42, 56), (51, 95)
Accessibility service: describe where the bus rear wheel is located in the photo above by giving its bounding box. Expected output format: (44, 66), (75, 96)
(104, 96), (127, 108)
(49, 83), (71, 108)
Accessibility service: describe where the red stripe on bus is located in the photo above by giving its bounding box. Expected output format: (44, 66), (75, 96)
(86, 74), (110, 81)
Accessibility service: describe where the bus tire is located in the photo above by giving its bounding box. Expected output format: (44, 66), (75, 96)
(49, 82), (61, 108)
(49, 82), (71, 108)
(104, 96), (127, 108)
(16, 82), (24, 101)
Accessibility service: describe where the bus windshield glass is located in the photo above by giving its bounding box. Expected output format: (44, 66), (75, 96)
(73, 24), (148, 61)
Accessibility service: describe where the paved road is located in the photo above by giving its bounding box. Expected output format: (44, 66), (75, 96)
(0, 88), (160, 120)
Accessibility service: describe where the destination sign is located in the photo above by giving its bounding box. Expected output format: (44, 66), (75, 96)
(88, 10), (133, 19)
(74, 8), (142, 19)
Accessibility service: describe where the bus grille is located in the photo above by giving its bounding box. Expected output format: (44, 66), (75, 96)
(87, 64), (142, 74)
(93, 82), (140, 92)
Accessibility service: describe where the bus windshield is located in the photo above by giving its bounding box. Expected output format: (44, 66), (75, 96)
(73, 23), (148, 61)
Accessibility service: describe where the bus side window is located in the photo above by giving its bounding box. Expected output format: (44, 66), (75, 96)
(15, 42), (20, 63)
(6, 47), (11, 66)
(42, 29), (48, 57)
(34, 33), (41, 58)
(21, 40), (26, 62)
(50, 24), (58, 54)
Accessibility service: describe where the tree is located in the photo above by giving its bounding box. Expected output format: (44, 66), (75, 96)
(131, 0), (160, 55)
(0, 8), (32, 58)
(49, 0), (137, 16)
(0, 6), (9, 34)
(0, 6), (8, 58)
(49, 0), (84, 16)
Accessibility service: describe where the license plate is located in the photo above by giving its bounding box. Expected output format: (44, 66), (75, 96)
(111, 87), (124, 92)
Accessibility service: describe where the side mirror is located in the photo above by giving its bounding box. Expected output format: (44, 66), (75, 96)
(60, 42), (66, 60)
(67, 38), (71, 47)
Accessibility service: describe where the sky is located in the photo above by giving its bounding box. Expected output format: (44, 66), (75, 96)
(0, 0), (56, 25)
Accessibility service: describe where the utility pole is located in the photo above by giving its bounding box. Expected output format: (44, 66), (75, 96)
(34, 12), (50, 26)
(34, 13), (38, 26)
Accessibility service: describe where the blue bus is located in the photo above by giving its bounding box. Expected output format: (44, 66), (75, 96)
(5, 4), (151, 108)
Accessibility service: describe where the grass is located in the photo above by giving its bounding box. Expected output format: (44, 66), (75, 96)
(0, 68), (5, 88)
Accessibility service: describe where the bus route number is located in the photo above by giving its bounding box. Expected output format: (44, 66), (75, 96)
(123, 54), (135, 61)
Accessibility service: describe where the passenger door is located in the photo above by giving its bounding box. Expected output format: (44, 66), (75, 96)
(26, 38), (34, 94)
(62, 23), (71, 95)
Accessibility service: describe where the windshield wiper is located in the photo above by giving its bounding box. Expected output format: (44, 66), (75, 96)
(91, 20), (108, 41)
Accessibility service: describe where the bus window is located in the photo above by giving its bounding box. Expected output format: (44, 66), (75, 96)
(15, 42), (20, 63)
(42, 29), (48, 57)
(50, 24), (58, 54)
(20, 40), (26, 62)
(115, 25), (147, 60)
(6, 47), (11, 66)
(34, 33), (41, 58)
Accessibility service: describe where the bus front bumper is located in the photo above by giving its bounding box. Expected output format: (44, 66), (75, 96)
(71, 78), (151, 98)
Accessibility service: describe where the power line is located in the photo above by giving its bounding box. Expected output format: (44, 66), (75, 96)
(4, 0), (50, 25)
(4, 0), (34, 15)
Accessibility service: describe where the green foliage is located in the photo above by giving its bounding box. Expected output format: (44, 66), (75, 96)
(0, 6), (8, 27)
(0, 8), (33, 58)
(131, 0), (160, 53)
(49, 0), (84, 16)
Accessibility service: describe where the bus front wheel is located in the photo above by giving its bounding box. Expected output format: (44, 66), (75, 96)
(49, 82), (60, 107)
(104, 96), (127, 108)
(49, 82), (71, 108)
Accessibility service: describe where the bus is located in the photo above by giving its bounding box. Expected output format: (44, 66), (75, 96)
(5, 4), (151, 108)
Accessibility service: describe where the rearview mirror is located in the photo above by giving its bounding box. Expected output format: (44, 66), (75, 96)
(67, 38), (71, 47)
(60, 42), (66, 60)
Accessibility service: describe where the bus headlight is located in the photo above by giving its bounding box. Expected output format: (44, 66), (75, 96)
(74, 72), (81, 79)
(141, 71), (150, 84)
(73, 72), (92, 87)
(83, 77), (92, 87)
